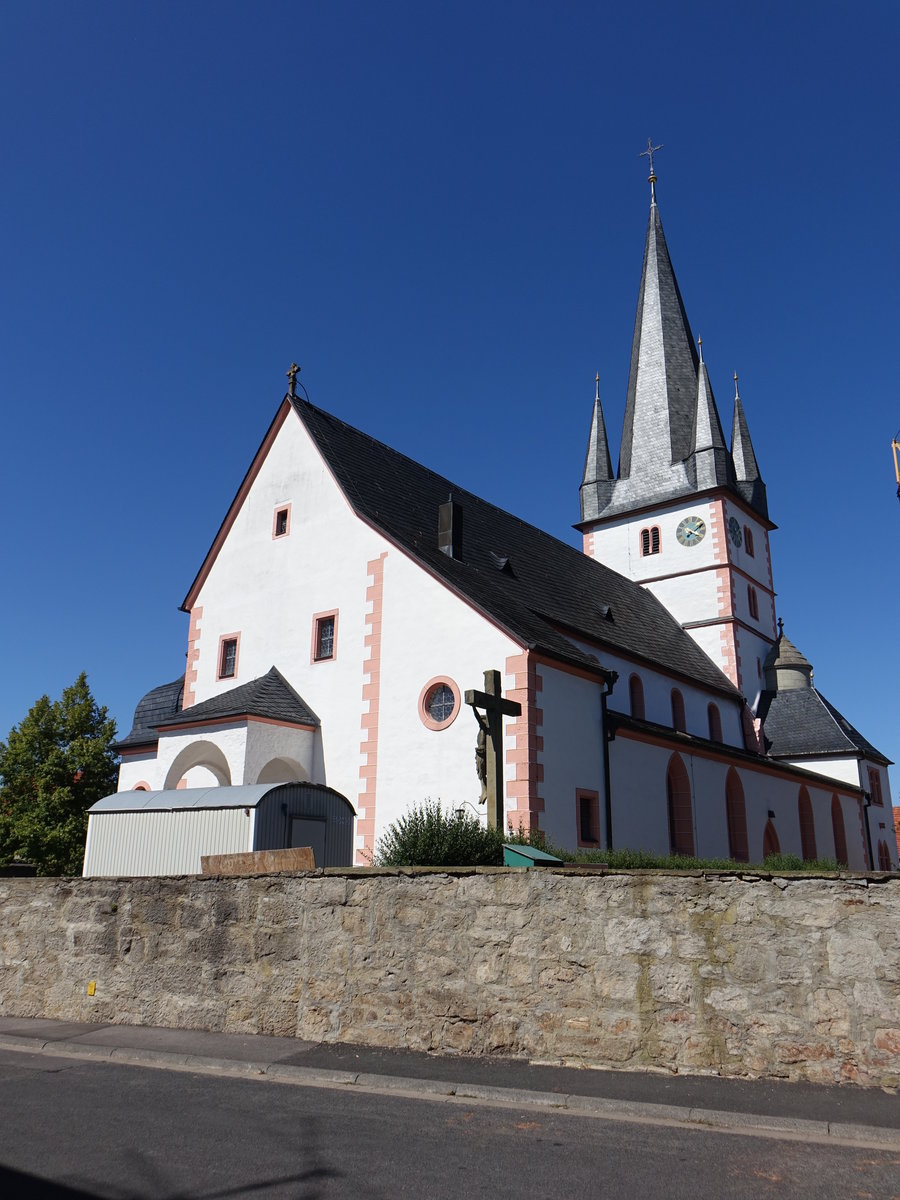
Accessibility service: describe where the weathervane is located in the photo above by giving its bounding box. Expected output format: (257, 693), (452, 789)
(640, 138), (663, 200)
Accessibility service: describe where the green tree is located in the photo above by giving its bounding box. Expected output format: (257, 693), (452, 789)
(0, 673), (118, 875)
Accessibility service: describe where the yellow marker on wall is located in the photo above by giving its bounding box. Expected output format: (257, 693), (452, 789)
(87, 981), (96, 997)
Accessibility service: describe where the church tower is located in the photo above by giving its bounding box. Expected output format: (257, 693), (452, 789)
(579, 159), (776, 709)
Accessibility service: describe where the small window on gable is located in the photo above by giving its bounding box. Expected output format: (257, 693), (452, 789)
(747, 586), (759, 621)
(629, 674), (645, 720)
(707, 703), (722, 743)
(868, 767), (884, 806)
(671, 688), (686, 733)
(577, 789), (600, 847)
(218, 635), (239, 680)
(640, 526), (661, 557)
(313, 612), (337, 661)
(744, 526), (755, 556)
(273, 505), (290, 538)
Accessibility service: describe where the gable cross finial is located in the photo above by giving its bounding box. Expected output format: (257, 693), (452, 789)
(778, 617), (784, 638)
(286, 362), (300, 399)
(640, 138), (663, 200)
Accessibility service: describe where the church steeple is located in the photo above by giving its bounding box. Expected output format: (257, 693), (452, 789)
(730, 374), (769, 519)
(687, 339), (733, 492)
(618, 189), (699, 483)
(579, 374), (614, 519)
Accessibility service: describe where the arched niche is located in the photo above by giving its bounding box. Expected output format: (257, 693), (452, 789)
(163, 740), (232, 791)
(255, 757), (310, 785)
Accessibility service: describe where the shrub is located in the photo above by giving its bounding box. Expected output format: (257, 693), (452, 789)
(374, 799), (506, 866)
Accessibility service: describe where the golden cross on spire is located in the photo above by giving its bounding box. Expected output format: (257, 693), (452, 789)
(639, 137), (663, 181)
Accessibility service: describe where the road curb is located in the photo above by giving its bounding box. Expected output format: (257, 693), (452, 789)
(2, 1032), (898, 1149)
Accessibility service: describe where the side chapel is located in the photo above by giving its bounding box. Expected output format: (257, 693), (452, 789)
(108, 167), (896, 872)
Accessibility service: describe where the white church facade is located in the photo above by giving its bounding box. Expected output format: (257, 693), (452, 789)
(104, 176), (895, 874)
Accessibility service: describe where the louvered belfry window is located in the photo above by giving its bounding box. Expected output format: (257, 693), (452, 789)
(640, 526), (661, 557)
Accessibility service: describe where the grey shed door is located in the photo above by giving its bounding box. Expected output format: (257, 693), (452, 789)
(290, 816), (326, 866)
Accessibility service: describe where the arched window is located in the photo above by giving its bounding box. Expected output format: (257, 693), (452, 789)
(707, 703), (722, 742)
(744, 526), (755, 556)
(877, 840), (892, 871)
(747, 586), (759, 620)
(867, 768), (884, 806)
(831, 794), (848, 867)
(762, 819), (781, 858)
(671, 689), (686, 733)
(666, 754), (694, 856)
(629, 674), (645, 720)
(798, 787), (817, 861)
(640, 526), (661, 557)
(725, 769), (748, 862)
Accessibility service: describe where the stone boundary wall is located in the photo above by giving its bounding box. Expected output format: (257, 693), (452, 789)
(1, 869), (898, 1086)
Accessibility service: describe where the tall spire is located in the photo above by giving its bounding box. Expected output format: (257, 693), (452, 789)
(580, 374), (614, 520)
(730, 373), (768, 518)
(617, 182), (699, 483)
(688, 340), (733, 491)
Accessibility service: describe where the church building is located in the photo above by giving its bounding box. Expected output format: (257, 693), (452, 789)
(103, 170), (895, 874)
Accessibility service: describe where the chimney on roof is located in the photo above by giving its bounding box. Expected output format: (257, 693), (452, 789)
(438, 497), (463, 560)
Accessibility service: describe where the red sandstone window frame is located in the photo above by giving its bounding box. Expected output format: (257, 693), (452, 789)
(743, 526), (755, 556)
(670, 688), (686, 733)
(217, 632), (241, 681)
(576, 788), (601, 847)
(798, 786), (817, 861)
(762, 818), (781, 858)
(707, 703), (722, 743)
(418, 677), (461, 731)
(666, 753), (695, 857)
(640, 525), (661, 557)
(877, 839), (892, 870)
(747, 585), (759, 621)
(831, 793), (848, 866)
(311, 610), (339, 663)
(868, 767), (884, 806)
(628, 674), (645, 720)
(272, 502), (292, 539)
(725, 769), (749, 863)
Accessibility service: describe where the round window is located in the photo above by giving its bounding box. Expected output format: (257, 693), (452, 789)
(427, 683), (455, 723)
(419, 677), (461, 730)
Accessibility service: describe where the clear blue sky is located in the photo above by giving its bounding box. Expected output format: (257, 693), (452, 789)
(2, 2), (898, 801)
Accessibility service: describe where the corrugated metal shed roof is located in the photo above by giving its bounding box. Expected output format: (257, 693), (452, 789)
(90, 785), (277, 814)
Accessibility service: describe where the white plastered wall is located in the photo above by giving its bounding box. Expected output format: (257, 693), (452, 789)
(609, 734), (868, 868)
(372, 547), (522, 839)
(177, 409), (523, 854)
(536, 664), (606, 849)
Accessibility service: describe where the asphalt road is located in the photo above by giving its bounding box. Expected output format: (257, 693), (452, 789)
(1, 1047), (898, 1200)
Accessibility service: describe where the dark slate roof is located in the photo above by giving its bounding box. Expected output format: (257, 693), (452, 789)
(580, 193), (769, 524)
(292, 400), (741, 699)
(114, 677), (184, 751)
(158, 667), (320, 730)
(757, 687), (891, 765)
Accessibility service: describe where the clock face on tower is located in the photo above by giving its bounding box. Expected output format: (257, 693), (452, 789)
(676, 515), (706, 547)
(728, 516), (742, 547)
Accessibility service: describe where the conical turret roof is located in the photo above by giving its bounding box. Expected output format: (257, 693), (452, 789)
(579, 376), (614, 521)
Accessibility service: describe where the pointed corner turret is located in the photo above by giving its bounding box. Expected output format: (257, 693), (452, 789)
(731, 373), (769, 519)
(687, 339), (733, 492)
(580, 374), (615, 522)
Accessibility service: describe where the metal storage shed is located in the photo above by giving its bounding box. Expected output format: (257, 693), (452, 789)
(83, 782), (355, 877)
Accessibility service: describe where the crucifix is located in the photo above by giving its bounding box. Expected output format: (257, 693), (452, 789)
(639, 137), (663, 179)
(465, 669), (521, 829)
(286, 362), (300, 398)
